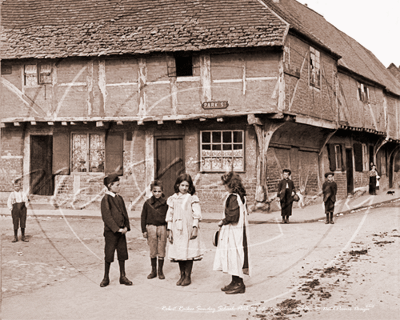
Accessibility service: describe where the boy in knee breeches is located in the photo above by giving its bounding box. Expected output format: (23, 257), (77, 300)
(323, 172), (337, 224)
(7, 181), (29, 243)
(100, 173), (132, 287)
(141, 181), (168, 280)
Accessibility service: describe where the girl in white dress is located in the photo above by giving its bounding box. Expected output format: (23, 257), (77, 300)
(166, 173), (205, 286)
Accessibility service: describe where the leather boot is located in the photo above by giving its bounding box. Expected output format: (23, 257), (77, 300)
(147, 258), (157, 279)
(225, 277), (245, 294)
(181, 260), (193, 286)
(158, 258), (165, 280)
(221, 276), (237, 291)
(176, 261), (185, 286)
(329, 212), (334, 224)
(325, 214), (329, 224)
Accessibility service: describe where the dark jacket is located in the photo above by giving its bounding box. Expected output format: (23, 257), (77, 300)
(323, 181), (337, 203)
(101, 193), (131, 233)
(277, 179), (295, 203)
(141, 196), (168, 233)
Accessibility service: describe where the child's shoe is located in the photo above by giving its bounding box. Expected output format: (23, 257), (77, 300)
(120, 276), (133, 286)
(12, 237), (18, 243)
(21, 236), (29, 242)
(100, 278), (110, 287)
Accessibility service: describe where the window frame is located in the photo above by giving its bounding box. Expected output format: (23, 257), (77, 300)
(357, 83), (370, 103)
(309, 47), (321, 89)
(174, 55), (193, 77)
(362, 143), (369, 171)
(334, 144), (342, 171)
(200, 130), (245, 173)
(24, 63), (53, 87)
(70, 132), (106, 174)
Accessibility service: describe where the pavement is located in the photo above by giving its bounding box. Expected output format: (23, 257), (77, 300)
(1, 189), (399, 224)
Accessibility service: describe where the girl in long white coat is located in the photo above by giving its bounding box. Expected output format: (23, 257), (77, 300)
(166, 173), (205, 286)
(213, 172), (250, 294)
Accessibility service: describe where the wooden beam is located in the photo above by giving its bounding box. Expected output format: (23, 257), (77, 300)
(157, 120), (164, 125)
(61, 121), (68, 126)
(247, 114), (263, 126)
(70, 121), (76, 125)
(48, 122), (54, 126)
(199, 118), (206, 122)
(137, 120), (144, 125)
(217, 118), (224, 122)
(13, 122), (20, 126)
(176, 120), (182, 124)
(30, 121), (37, 125)
(116, 121), (124, 125)
(0, 123), (6, 128)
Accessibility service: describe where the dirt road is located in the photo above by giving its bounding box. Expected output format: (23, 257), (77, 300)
(1, 203), (399, 320)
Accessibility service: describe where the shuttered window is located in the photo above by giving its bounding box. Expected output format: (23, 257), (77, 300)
(105, 132), (124, 174)
(327, 144), (344, 171)
(353, 143), (363, 172)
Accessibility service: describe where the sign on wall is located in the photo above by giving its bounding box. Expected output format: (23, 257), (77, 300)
(202, 101), (229, 109)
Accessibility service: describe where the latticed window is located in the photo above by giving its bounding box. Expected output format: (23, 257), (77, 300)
(200, 130), (244, 172)
(72, 133), (105, 172)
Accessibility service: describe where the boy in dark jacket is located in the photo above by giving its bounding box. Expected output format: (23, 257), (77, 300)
(141, 180), (168, 280)
(100, 173), (132, 287)
(323, 172), (337, 224)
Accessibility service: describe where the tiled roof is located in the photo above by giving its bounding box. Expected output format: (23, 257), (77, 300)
(1, 0), (288, 59)
(262, 0), (400, 95)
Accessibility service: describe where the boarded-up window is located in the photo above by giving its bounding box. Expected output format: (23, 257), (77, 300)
(39, 64), (52, 84)
(200, 130), (244, 172)
(327, 144), (344, 171)
(53, 131), (70, 175)
(105, 132), (123, 174)
(353, 143), (363, 172)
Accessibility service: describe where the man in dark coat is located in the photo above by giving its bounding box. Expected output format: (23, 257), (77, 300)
(277, 169), (296, 223)
(100, 173), (132, 287)
(323, 172), (337, 224)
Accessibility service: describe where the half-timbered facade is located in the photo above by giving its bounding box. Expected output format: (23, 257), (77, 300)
(1, 0), (400, 212)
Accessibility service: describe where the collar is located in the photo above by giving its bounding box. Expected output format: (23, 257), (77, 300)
(150, 196), (166, 205)
(105, 190), (116, 197)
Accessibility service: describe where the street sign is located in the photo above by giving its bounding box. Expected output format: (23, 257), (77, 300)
(202, 101), (229, 109)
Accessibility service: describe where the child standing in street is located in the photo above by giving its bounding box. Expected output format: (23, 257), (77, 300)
(166, 173), (204, 286)
(7, 180), (29, 243)
(100, 173), (132, 287)
(323, 172), (337, 224)
(213, 172), (250, 294)
(141, 180), (168, 280)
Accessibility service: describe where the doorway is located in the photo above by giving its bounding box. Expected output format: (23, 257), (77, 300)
(346, 148), (354, 194)
(155, 137), (184, 198)
(30, 135), (54, 195)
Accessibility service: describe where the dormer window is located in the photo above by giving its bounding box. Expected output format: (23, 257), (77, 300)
(357, 83), (369, 103)
(309, 47), (321, 88)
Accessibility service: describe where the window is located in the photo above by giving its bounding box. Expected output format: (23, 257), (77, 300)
(328, 144), (343, 171)
(309, 47), (321, 88)
(363, 144), (369, 171)
(24, 63), (52, 86)
(72, 133), (105, 172)
(284, 45), (291, 67)
(200, 130), (244, 172)
(357, 83), (369, 102)
(175, 55), (193, 77)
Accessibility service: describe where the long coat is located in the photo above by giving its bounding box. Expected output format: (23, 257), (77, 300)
(213, 194), (251, 278)
(323, 181), (337, 213)
(277, 179), (296, 217)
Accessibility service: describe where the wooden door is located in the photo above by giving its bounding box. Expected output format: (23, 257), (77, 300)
(346, 148), (354, 194)
(155, 138), (184, 198)
(30, 135), (54, 195)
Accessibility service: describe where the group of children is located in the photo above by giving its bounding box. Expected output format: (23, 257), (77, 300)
(7, 169), (337, 293)
(277, 169), (337, 224)
(100, 171), (250, 294)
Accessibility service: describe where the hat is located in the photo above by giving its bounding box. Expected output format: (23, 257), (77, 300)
(283, 168), (291, 175)
(104, 173), (119, 187)
(212, 230), (219, 247)
(324, 172), (334, 178)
